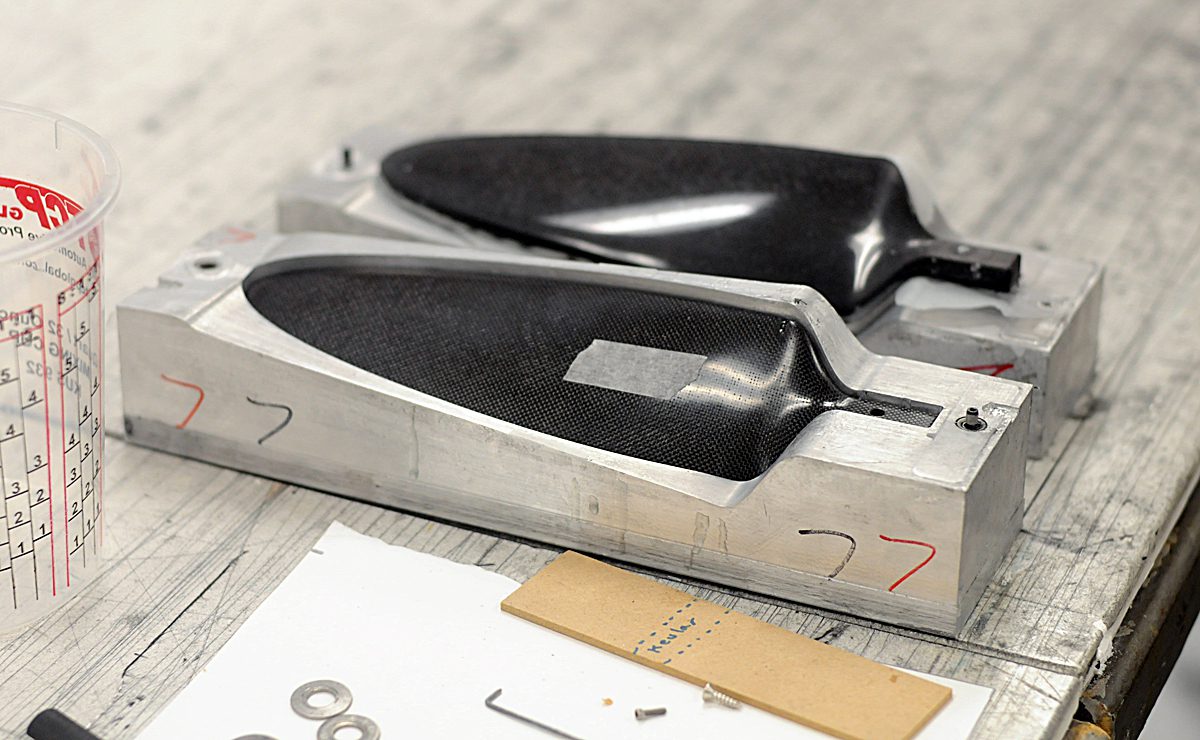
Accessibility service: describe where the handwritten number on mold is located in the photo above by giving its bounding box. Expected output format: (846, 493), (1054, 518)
(160, 374), (205, 429)
(245, 396), (294, 445)
(796, 529), (857, 579)
(878, 535), (937, 592)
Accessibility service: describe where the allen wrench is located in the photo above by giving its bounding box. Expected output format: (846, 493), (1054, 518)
(484, 688), (586, 740)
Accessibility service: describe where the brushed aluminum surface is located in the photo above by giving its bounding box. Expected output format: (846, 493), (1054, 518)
(118, 232), (1031, 635)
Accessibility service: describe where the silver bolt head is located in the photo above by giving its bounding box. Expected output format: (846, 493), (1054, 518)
(634, 707), (667, 720)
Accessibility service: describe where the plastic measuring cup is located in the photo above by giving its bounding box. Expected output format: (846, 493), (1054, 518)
(0, 102), (119, 630)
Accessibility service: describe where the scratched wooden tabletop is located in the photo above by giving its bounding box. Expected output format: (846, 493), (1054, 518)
(2, 1), (1198, 737)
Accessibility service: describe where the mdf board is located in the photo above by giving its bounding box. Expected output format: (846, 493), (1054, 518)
(502, 551), (952, 740)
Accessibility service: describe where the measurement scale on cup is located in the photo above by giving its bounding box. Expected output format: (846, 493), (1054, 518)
(0, 247), (103, 611)
(0, 101), (118, 626)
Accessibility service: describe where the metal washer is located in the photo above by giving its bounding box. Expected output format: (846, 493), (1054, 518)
(317, 714), (381, 740)
(290, 679), (353, 720)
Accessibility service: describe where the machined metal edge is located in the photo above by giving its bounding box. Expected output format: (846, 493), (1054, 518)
(118, 232), (1032, 634)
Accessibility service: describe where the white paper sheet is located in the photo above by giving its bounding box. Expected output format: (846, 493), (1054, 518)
(140, 523), (992, 739)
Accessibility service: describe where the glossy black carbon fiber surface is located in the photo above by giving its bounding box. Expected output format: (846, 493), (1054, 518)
(244, 263), (936, 480)
(381, 135), (1019, 315)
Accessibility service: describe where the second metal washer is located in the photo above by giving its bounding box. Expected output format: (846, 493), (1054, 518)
(317, 714), (381, 740)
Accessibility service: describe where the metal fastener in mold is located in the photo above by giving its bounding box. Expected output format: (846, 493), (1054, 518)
(956, 406), (988, 432)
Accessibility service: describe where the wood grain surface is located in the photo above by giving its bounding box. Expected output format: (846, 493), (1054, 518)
(2, 1), (1198, 737)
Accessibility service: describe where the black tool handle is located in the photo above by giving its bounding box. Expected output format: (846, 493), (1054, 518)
(27, 709), (103, 740)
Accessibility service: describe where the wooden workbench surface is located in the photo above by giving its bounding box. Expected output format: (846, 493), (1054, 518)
(3, 1), (1198, 737)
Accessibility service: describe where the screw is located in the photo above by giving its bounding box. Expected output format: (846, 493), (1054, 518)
(955, 406), (988, 432)
(702, 683), (741, 709)
(634, 707), (667, 720)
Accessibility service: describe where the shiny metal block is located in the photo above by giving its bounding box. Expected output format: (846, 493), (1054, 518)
(118, 232), (1030, 635)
